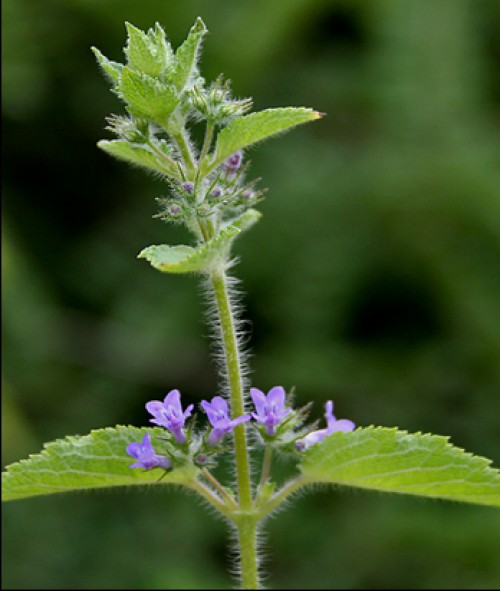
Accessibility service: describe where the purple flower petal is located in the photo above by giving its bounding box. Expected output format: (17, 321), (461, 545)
(296, 400), (355, 451)
(231, 415), (251, 428)
(202, 396), (229, 426)
(267, 386), (286, 408)
(250, 388), (267, 418)
(329, 419), (356, 433)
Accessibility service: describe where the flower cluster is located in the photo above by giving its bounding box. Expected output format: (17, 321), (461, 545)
(126, 386), (355, 470)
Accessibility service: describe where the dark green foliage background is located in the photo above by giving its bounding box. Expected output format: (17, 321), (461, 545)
(2, 0), (500, 588)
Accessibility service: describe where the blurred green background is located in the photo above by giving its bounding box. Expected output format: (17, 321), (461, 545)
(2, 0), (500, 588)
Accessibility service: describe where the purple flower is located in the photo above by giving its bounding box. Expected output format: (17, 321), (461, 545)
(181, 181), (194, 194)
(126, 433), (171, 470)
(296, 401), (355, 451)
(201, 396), (250, 445)
(146, 389), (194, 444)
(251, 386), (291, 436)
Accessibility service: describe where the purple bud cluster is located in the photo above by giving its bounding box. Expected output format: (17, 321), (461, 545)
(126, 386), (355, 471)
(155, 149), (266, 226)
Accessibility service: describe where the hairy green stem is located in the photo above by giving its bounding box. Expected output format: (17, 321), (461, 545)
(259, 446), (273, 488)
(201, 468), (237, 510)
(199, 121), (215, 164)
(146, 140), (179, 174)
(210, 268), (259, 589)
(257, 475), (307, 519)
(190, 479), (232, 519)
(210, 270), (252, 507)
(236, 515), (260, 590)
(172, 128), (196, 176)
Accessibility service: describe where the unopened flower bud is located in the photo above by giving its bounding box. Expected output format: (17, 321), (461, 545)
(181, 182), (194, 194)
(295, 439), (307, 452)
(194, 453), (209, 466)
(210, 187), (223, 198)
(224, 150), (243, 173)
(168, 204), (182, 216)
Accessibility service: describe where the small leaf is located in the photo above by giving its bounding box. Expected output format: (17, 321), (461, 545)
(300, 427), (500, 507)
(172, 17), (208, 92)
(97, 140), (180, 179)
(138, 225), (240, 274)
(92, 47), (123, 86)
(118, 66), (178, 124)
(2, 427), (198, 502)
(124, 22), (165, 77)
(204, 107), (322, 174)
(152, 22), (175, 74)
(225, 208), (262, 234)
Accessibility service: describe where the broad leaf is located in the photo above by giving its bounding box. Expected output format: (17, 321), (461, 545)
(300, 427), (500, 507)
(98, 140), (180, 178)
(139, 225), (240, 274)
(204, 107), (322, 174)
(2, 426), (198, 502)
(118, 67), (178, 124)
(173, 17), (207, 92)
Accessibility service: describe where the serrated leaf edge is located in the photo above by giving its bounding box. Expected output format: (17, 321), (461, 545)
(2, 426), (198, 502)
(299, 426), (500, 506)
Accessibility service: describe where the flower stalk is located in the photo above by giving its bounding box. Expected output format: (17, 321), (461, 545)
(210, 268), (260, 588)
(210, 269), (253, 509)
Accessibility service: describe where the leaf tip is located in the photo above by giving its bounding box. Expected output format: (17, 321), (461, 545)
(312, 111), (326, 120)
(193, 16), (208, 34)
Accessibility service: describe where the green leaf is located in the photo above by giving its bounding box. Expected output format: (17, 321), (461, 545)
(172, 17), (207, 92)
(152, 22), (175, 74)
(139, 225), (240, 274)
(300, 427), (500, 507)
(225, 208), (262, 234)
(204, 107), (322, 174)
(118, 66), (178, 124)
(97, 140), (180, 179)
(124, 22), (165, 77)
(91, 47), (123, 85)
(2, 426), (198, 502)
